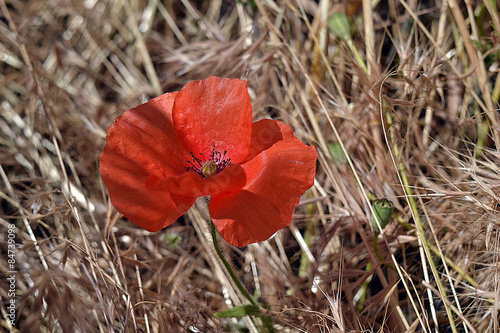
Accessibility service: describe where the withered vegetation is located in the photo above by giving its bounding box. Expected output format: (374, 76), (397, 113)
(1, 0), (500, 332)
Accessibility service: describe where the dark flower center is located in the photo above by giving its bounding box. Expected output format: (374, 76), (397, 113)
(186, 145), (232, 178)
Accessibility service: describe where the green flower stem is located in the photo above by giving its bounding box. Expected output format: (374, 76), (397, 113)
(210, 221), (275, 332)
(210, 221), (258, 307)
(357, 262), (371, 312)
(386, 110), (457, 332)
(346, 38), (368, 73)
(298, 203), (315, 279)
(372, 233), (385, 263)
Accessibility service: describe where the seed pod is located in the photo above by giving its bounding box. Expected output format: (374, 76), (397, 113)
(371, 198), (394, 233)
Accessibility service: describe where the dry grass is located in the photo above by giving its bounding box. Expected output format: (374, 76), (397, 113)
(1, 0), (500, 332)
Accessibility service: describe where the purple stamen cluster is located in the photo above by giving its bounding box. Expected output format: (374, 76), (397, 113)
(186, 144), (232, 178)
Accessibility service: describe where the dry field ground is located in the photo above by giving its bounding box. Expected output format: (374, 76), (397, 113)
(1, 0), (500, 332)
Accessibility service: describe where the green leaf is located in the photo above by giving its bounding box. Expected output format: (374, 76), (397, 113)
(213, 304), (261, 318)
(371, 198), (395, 233)
(238, 0), (257, 11)
(328, 12), (352, 41)
(328, 141), (347, 165)
(161, 233), (181, 249)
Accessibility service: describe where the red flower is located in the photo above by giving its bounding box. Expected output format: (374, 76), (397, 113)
(100, 76), (317, 247)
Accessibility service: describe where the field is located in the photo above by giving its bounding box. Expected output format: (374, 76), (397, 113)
(1, 0), (500, 332)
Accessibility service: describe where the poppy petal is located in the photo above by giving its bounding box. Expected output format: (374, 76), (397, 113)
(172, 76), (252, 164)
(209, 190), (282, 247)
(146, 163), (246, 197)
(244, 118), (288, 162)
(100, 150), (195, 231)
(100, 92), (196, 231)
(209, 120), (317, 247)
(102, 92), (192, 175)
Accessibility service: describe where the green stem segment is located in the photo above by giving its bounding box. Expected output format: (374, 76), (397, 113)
(210, 221), (275, 332)
(210, 221), (259, 307)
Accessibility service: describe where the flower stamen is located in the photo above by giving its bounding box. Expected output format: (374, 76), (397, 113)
(186, 145), (231, 178)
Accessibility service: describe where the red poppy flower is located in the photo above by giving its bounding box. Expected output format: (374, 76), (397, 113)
(100, 76), (317, 247)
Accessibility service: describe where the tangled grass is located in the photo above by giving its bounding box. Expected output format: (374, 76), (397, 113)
(1, 0), (500, 332)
